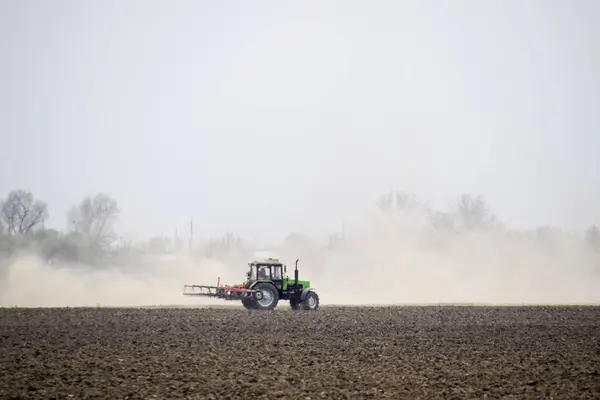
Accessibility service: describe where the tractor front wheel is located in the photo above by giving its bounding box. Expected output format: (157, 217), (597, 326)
(302, 291), (320, 311)
(253, 283), (279, 310)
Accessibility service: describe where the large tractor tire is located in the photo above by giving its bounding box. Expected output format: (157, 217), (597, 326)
(252, 283), (279, 310)
(241, 296), (257, 310)
(302, 291), (320, 311)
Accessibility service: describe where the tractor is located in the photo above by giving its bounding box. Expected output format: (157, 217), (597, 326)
(183, 258), (319, 311)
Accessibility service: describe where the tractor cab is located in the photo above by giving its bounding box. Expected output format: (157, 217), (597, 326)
(246, 258), (287, 291)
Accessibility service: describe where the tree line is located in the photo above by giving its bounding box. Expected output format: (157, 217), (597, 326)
(0, 189), (121, 266)
(328, 190), (600, 253)
(1, 188), (599, 267)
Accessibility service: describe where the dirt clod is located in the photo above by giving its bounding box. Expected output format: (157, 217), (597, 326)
(1, 306), (599, 399)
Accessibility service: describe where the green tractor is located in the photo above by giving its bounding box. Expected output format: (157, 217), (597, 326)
(183, 258), (320, 311)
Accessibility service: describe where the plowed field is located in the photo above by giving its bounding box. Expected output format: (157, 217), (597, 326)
(1, 306), (599, 399)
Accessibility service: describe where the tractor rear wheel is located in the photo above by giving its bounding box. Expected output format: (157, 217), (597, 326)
(241, 296), (256, 310)
(302, 291), (319, 311)
(253, 283), (279, 310)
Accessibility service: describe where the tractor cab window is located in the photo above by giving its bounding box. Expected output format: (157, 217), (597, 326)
(249, 265), (258, 280)
(257, 265), (270, 280)
(271, 265), (283, 280)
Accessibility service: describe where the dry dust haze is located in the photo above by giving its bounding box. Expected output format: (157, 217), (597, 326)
(1, 206), (599, 308)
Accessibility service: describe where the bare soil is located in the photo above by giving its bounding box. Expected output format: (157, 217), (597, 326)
(1, 306), (599, 399)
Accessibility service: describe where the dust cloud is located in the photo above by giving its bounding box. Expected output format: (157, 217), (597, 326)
(1, 207), (599, 307)
(286, 209), (600, 306)
(0, 253), (244, 308)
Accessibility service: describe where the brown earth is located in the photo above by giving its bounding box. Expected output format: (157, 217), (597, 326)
(1, 305), (599, 399)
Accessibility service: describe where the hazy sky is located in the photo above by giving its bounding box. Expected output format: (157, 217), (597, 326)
(1, 0), (598, 243)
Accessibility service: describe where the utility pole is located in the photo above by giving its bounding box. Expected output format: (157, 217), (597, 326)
(189, 218), (193, 251)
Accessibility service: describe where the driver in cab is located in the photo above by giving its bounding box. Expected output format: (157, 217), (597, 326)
(258, 267), (269, 280)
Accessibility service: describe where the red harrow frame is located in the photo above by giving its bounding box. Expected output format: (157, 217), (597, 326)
(183, 278), (257, 301)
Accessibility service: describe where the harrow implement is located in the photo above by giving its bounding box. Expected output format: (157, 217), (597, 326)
(183, 278), (257, 301)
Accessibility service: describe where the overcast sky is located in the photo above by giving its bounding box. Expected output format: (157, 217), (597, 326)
(1, 0), (598, 243)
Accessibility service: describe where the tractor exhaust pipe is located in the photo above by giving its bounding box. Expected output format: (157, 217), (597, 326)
(294, 258), (299, 286)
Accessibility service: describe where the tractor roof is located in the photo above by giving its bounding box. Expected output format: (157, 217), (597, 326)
(249, 257), (283, 266)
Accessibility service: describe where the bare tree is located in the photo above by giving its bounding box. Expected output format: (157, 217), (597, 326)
(376, 191), (394, 213)
(204, 232), (241, 258)
(453, 194), (496, 230)
(0, 189), (48, 235)
(327, 232), (341, 249)
(376, 190), (425, 214)
(68, 193), (120, 247)
(586, 225), (600, 252)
